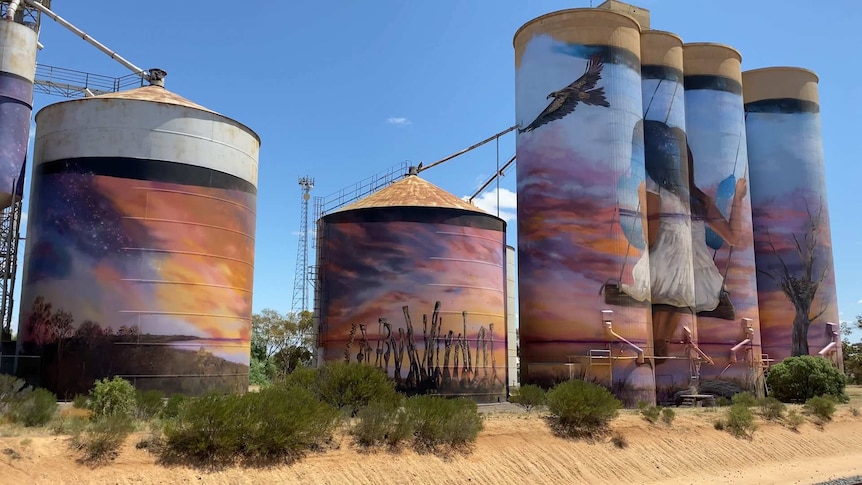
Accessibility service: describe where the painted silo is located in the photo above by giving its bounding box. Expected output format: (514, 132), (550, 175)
(744, 68), (840, 366)
(17, 84), (259, 398)
(682, 43), (764, 395)
(316, 174), (508, 403)
(639, 31), (700, 400)
(0, 18), (37, 208)
(515, 9), (655, 406)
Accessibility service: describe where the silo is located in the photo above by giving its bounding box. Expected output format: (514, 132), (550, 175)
(639, 31), (700, 401)
(316, 174), (508, 403)
(744, 68), (840, 367)
(506, 245), (518, 391)
(515, 8), (655, 406)
(17, 84), (259, 398)
(0, 17), (37, 207)
(682, 43), (764, 395)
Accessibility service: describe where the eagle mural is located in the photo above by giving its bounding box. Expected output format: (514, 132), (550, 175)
(519, 54), (610, 134)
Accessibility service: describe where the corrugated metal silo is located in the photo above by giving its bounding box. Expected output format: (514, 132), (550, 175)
(17, 85), (260, 397)
(682, 43), (764, 395)
(316, 174), (508, 402)
(744, 68), (840, 367)
(639, 31), (701, 400)
(514, 8), (655, 406)
(0, 17), (37, 207)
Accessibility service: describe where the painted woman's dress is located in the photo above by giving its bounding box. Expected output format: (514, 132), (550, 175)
(623, 178), (722, 312)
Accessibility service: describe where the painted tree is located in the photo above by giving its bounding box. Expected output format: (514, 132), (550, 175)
(760, 202), (830, 356)
(51, 309), (74, 361)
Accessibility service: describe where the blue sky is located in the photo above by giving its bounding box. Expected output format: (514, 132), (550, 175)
(14, 0), (862, 339)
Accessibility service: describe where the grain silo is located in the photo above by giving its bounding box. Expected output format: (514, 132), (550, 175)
(506, 245), (518, 391)
(639, 31), (701, 401)
(0, 15), (37, 208)
(682, 43), (764, 395)
(316, 172), (508, 403)
(744, 67), (841, 367)
(514, 8), (655, 406)
(16, 83), (259, 398)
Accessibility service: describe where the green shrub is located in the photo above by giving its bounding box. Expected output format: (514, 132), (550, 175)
(313, 362), (398, 416)
(407, 395), (483, 452)
(71, 395), (88, 409)
(640, 405), (661, 424)
(803, 395), (837, 423)
(160, 394), (186, 420)
(8, 388), (58, 427)
(0, 374), (27, 404)
(249, 357), (274, 387)
(731, 391), (757, 407)
(713, 420), (725, 431)
(660, 407), (675, 426)
(546, 380), (621, 438)
(767, 356), (847, 403)
(72, 414), (135, 463)
(786, 409), (805, 430)
(512, 385), (546, 412)
(163, 386), (339, 464)
(352, 394), (414, 448)
(715, 397), (731, 407)
(135, 390), (165, 420)
(280, 366), (319, 390)
(757, 397), (786, 420)
(724, 404), (757, 438)
(851, 407), (860, 418)
(89, 377), (136, 419)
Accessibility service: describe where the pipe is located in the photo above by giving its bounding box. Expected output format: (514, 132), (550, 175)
(5, 0), (22, 20)
(22, 0), (155, 83)
(818, 341), (838, 357)
(682, 326), (714, 366)
(729, 338), (751, 363)
(418, 125), (518, 173)
(604, 321), (645, 365)
(469, 154), (516, 204)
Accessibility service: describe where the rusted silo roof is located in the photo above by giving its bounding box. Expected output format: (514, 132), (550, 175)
(334, 174), (490, 214)
(94, 85), (214, 112)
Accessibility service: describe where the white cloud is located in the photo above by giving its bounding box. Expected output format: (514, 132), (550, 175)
(386, 117), (411, 126)
(463, 188), (517, 222)
(858, 299), (862, 304)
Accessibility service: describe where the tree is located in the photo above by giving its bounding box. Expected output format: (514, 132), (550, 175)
(251, 309), (316, 380)
(841, 316), (862, 384)
(760, 202), (830, 356)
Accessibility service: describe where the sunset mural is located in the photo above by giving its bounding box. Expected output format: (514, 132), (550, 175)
(684, 77), (764, 392)
(746, 96), (839, 365)
(317, 208), (507, 402)
(515, 30), (656, 405)
(17, 159), (256, 397)
(0, 71), (32, 204)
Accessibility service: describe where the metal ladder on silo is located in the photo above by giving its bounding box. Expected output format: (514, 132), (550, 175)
(588, 349), (613, 382)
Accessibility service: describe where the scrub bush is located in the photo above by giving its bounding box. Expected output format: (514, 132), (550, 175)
(512, 385), (546, 411)
(89, 377), (136, 419)
(546, 380), (621, 438)
(162, 386), (339, 465)
(407, 395), (483, 452)
(135, 390), (165, 420)
(723, 404), (757, 438)
(804, 395), (837, 423)
(731, 391), (757, 407)
(352, 394), (414, 448)
(757, 397), (786, 420)
(7, 388), (58, 427)
(72, 414), (135, 464)
(767, 356), (846, 403)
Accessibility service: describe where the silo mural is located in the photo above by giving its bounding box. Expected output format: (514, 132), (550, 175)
(514, 9), (655, 405)
(683, 43), (763, 394)
(0, 19), (37, 208)
(639, 31), (700, 400)
(744, 68), (840, 366)
(316, 175), (508, 403)
(17, 86), (260, 398)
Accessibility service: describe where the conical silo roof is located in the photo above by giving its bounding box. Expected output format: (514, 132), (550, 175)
(93, 84), (215, 113)
(334, 174), (490, 214)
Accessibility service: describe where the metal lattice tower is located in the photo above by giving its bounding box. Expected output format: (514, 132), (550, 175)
(292, 177), (314, 313)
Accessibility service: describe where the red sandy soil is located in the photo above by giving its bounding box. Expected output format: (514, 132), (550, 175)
(1, 392), (861, 485)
